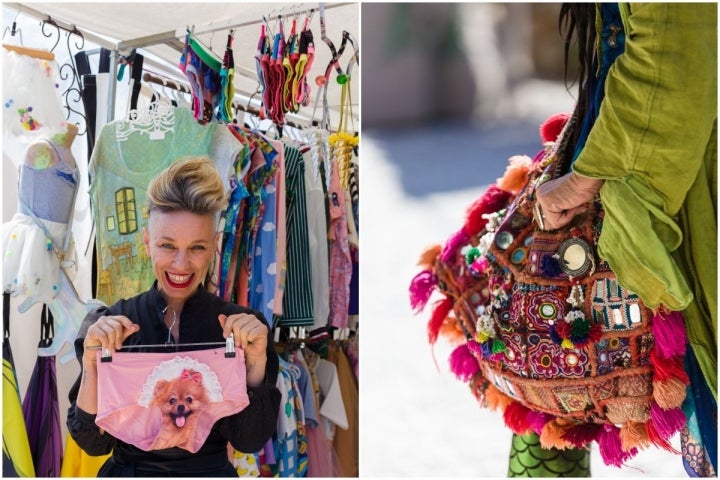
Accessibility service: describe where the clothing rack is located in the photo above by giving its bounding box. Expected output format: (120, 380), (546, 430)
(142, 72), (313, 131)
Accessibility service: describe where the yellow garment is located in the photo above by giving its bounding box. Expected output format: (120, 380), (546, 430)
(60, 434), (110, 477)
(3, 354), (35, 477)
(572, 3), (717, 397)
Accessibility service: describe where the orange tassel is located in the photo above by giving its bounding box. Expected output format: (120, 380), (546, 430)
(497, 155), (533, 195)
(438, 317), (466, 344)
(619, 421), (651, 452)
(653, 377), (688, 410)
(417, 244), (442, 269)
(539, 418), (574, 450)
(484, 383), (513, 412)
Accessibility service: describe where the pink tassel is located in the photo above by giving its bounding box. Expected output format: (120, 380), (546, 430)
(409, 270), (437, 313)
(464, 185), (512, 236)
(503, 401), (532, 435)
(439, 228), (470, 263)
(598, 425), (638, 467)
(449, 343), (480, 382)
(650, 402), (686, 439)
(652, 310), (687, 359)
(562, 423), (603, 448)
(526, 410), (553, 435)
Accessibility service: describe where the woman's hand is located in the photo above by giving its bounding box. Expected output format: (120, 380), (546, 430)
(535, 172), (604, 230)
(219, 313), (269, 387)
(83, 315), (139, 364)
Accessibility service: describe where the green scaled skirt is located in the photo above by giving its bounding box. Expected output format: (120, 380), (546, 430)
(508, 432), (591, 477)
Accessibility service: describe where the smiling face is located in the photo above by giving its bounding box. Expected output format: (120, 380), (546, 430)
(143, 209), (217, 307)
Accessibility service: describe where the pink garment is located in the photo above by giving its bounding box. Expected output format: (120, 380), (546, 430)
(327, 164), (352, 328)
(95, 348), (250, 453)
(305, 424), (336, 477)
(268, 137), (287, 316)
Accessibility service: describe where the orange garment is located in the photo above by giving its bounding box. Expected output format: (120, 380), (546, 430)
(328, 344), (358, 477)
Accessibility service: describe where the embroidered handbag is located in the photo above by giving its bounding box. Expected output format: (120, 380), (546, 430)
(410, 114), (689, 467)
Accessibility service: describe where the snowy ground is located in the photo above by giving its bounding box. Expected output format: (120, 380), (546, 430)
(359, 81), (686, 477)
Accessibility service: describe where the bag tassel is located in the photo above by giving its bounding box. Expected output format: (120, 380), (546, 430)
(649, 402), (686, 439)
(526, 410), (554, 436)
(650, 349), (690, 384)
(561, 422), (603, 449)
(439, 228), (470, 263)
(427, 296), (454, 345)
(619, 421), (651, 452)
(598, 425), (638, 467)
(653, 377), (688, 410)
(484, 383), (513, 412)
(439, 317), (466, 345)
(449, 343), (480, 382)
(651, 309), (687, 359)
(503, 401), (533, 435)
(539, 112), (571, 144)
(497, 155), (533, 195)
(409, 269), (437, 313)
(539, 418), (574, 450)
(417, 244), (441, 270)
(464, 185), (512, 236)
(645, 419), (681, 454)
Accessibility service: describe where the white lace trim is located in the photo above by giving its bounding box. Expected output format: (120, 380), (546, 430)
(137, 354), (224, 406)
(115, 103), (175, 142)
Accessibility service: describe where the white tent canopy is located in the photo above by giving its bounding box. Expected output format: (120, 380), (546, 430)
(3, 2), (359, 129)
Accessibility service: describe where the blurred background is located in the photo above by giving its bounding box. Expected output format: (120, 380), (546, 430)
(360, 3), (687, 477)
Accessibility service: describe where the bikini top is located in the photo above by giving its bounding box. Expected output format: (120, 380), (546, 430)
(18, 139), (79, 224)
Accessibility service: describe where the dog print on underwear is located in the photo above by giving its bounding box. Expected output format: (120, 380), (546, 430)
(95, 347), (250, 452)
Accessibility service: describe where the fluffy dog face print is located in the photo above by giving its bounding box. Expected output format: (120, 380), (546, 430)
(152, 369), (209, 430)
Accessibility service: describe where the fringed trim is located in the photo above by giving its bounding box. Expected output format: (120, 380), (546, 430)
(427, 296), (454, 345)
(409, 269), (437, 313)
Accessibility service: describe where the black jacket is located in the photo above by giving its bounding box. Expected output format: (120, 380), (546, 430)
(66, 282), (281, 476)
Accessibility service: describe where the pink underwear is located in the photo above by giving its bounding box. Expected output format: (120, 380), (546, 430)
(95, 347), (250, 453)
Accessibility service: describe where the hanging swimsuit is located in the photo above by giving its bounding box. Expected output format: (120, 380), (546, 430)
(282, 20), (299, 114)
(94, 347), (250, 453)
